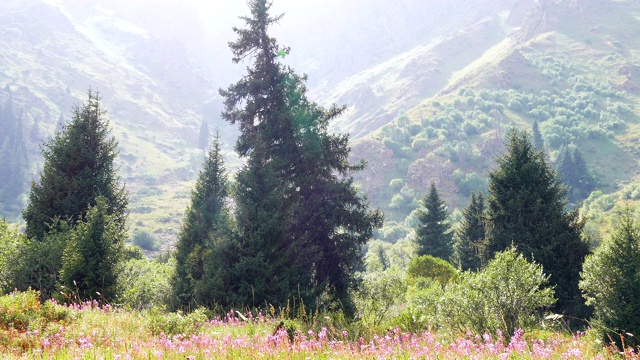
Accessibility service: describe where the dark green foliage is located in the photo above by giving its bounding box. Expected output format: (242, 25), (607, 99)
(60, 196), (126, 303)
(484, 129), (590, 317)
(218, 0), (382, 314)
(23, 90), (128, 241)
(172, 132), (231, 309)
(555, 145), (597, 204)
(453, 192), (485, 271)
(11, 221), (68, 301)
(580, 209), (640, 350)
(532, 119), (544, 151)
(0, 96), (28, 217)
(414, 182), (453, 260)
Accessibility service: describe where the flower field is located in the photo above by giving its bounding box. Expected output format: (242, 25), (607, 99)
(0, 291), (634, 359)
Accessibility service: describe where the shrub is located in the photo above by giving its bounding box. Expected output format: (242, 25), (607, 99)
(132, 230), (159, 251)
(389, 179), (404, 190)
(119, 258), (175, 310)
(354, 270), (407, 327)
(440, 248), (555, 338)
(407, 255), (457, 286)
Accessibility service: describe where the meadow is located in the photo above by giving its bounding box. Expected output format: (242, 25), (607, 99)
(0, 291), (633, 360)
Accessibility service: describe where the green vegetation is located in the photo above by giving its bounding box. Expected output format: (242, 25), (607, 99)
(217, 0), (382, 314)
(484, 130), (590, 318)
(581, 208), (640, 350)
(452, 192), (484, 271)
(22, 90), (128, 241)
(414, 182), (453, 260)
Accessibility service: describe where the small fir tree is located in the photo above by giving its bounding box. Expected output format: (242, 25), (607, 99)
(484, 129), (590, 317)
(532, 119), (544, 152)
(556, 145), (597, 204)
(172, 132), (231, 309)
(60, 196), (126, 303)
(580, 208), (640, 350)
(453, 192), (485, 271)
(414, 182), (453, 260)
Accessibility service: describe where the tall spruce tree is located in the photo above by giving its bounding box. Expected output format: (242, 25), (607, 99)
(484, 129), (590, 317)
(453, 192), (485, 271)
(414, 182), (453, 260)
(218, 0), (382, 313)
(172, 132), (231, 309)
(23, 90), (127, 241)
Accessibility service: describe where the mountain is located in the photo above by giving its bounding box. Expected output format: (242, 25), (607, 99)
(1, 0), (639, 248)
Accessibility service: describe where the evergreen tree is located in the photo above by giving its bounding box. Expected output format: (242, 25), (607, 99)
(556, 145), (597, 204)
(484, 129), (590, 317)
(532, 119), (544, 151)
(453, 192), (485, 271)
(60, 196), (125, 303)
(580, 208), (640, 350)
(172, 132), (232, 309)
(414, 182), (453, 260)
(218, 0), (382, 313)
(23, 90), (127, 241)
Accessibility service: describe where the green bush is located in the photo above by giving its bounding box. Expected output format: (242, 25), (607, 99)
(147, 307), (209, 336)
(354, 270), (407, 327)
(407, 255), (457, 286)
(389, 178), (404, 190)
(440, 248), (555, 338)
(132, 230), (159, 251)
(119, 258), (175, 310)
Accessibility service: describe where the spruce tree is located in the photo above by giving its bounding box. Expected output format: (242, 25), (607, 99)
(414, 182), (453, 260)
(484, 129), (590, 317)
(453, 192), (485, 271)
(60, 196), (125, 303)
(532, 119), (544, 152)
(580, 208), (640, 350)
(556, 145), (596, 204)
(172, 132), (232, 309)
(218, 0), (382, 313)
(23, 90), (127, 241)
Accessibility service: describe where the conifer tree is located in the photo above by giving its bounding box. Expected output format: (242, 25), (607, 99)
(23, 90), (127, 241)
(172, 132), (231, 309)
(218, 0), (382, 313)
(484, 129), (589, 317)
(580, 208), (640, 350)
(414, 182), (453, 260)
(556, 145), (597, 204)
(532, 119), (544, 152)
(453, 192), (485, 271)
(60, 196), (125, 302)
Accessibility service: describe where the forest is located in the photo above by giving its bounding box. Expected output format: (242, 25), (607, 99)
(1, 0), (640, 358)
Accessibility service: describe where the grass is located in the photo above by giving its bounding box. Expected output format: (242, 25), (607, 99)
(0, 291), (631, 359)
